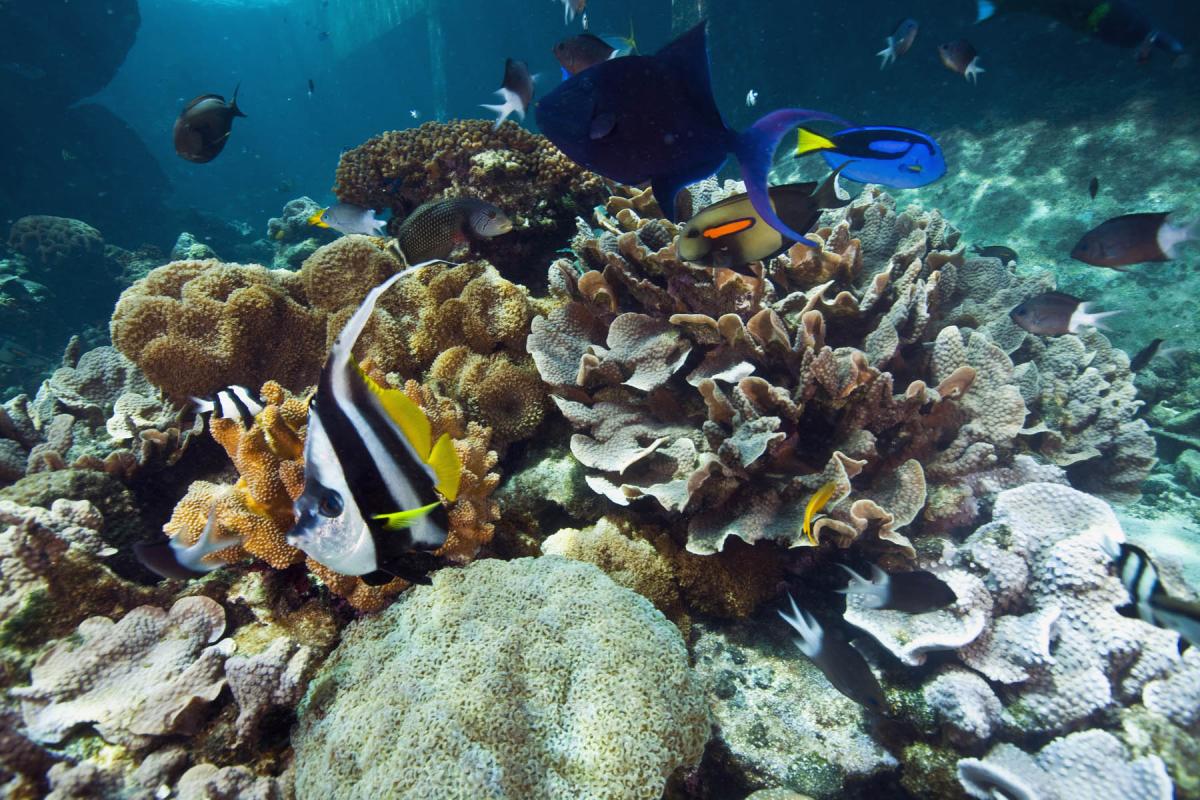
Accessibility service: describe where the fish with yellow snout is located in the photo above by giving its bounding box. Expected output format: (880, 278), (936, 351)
(285, 263), (463, 586)
(676, 167), (852, 272)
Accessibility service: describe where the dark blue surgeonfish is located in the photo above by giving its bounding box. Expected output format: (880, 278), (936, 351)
(536, 22), (847, 247)
(977, 0), (1184, 60)
(795, 126), (946, 189)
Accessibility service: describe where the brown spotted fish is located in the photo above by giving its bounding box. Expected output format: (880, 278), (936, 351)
(390, 198), (512, 264)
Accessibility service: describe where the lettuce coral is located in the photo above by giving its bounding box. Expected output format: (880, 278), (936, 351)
(292, 556), (710, 800)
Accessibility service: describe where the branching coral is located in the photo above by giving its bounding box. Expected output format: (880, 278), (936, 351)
(333, 119), (608, 275)
(166, 379), (499, 612)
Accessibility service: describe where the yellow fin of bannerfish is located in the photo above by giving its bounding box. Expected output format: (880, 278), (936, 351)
(803, 481), (838, 545)
(374, 501), (441, 530)
(795, 128), (837, 157)
(427, 433), (461, 502)
(357, 365), (463, 500)
(357, 366), (432, 459)
(307, 209), (329, 228)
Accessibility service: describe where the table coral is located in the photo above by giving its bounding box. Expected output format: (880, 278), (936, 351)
(333, 120), (608, 278)
(291, 556), (710, 800)
(12, 596), (233, 748)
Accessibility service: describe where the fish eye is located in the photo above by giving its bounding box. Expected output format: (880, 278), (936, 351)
(487, 210), (497, 219)
(685, 229), (700, 238)
(319, 490), (344, 517)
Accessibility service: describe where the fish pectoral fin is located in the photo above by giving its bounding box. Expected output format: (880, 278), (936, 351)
(589, 111), (617, 140)
(373, 501), (441, 530)
(358, 365), (433, 457)
(427, 432), (462, 502)
(795, 127), (837, 157)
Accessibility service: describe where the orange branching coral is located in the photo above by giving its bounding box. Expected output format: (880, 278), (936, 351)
(165, 378), (499, 613)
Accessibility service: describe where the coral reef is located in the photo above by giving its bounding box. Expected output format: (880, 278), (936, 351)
(292, 556), (710, 800)
(529, 184), (1152, 569)
(333, 120), (609, 278)
(0, 344), (198, 486)
(12, 596), (232, 748)
(112, 238), (547, 446)
(266, 196), (336, 270)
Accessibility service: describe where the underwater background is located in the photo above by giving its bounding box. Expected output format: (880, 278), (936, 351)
(1, 0), (1200, 797)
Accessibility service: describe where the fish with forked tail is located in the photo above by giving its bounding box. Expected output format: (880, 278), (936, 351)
(676, 169), (851, 270)
(285, 264), (464, 585)
(837, 563), (958, 613)
(482, 58), (534, 129)
(173, 85), (247, 163)
(389, 198), (512, 265)
(308, 203), (388, 237)
(778, 594), (889, 711)
(1010, 291), (1119, 336)
(939, 40), (984, 83)
(877, 18), (919, 68)
(536, 22), (849, 246)
(1071, 212), (1196, 268)
(134, 502), (243, 580)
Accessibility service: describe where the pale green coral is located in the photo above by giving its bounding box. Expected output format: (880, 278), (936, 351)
(292, 556), (710, 800)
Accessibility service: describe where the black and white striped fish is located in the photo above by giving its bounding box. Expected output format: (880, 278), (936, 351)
(1112, 542), (1200, 648)
(191, 385), (264, 429)
(285, 264), (462, 586)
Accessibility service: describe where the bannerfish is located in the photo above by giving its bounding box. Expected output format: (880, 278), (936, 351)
(1108, 541), (1200, 647)
(555, 33), (616, 77)
(971, 244), (1018, 265)
(389, 198), (512, 265)
(938, 39), (985, 83)
(536, 22), (848, 245)
(286, 265), (463, 585)
(308, 203), (388, 237)
(1089, 176), (1100, 199)
(173, 85), (247, 163)
(778, 594), (889, 711)
(191, 385), (265, 430)
(134, 502), (243, 581)
(877, 18), (919, 68)
(837, 563), (958, 613)
(482, 58), (534, 129)
(558, 0), (586, 25)
(1129, 338), (1164, 371)
(794, 125), (945, 189)
(976, 0), (1184, 60)
(1010, 291), (1119, 336)
(1071, 212), (1196, 268)
(802, 481), (838, 546)
(677, 169), (850, 270)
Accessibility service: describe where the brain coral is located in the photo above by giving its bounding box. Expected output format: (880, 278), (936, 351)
(292, 556), (710, 800)
(333, 120), (609, 278)
(7, 215), (105, 273)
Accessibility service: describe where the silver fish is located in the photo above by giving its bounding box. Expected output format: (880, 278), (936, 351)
(308, 202), (387, 236)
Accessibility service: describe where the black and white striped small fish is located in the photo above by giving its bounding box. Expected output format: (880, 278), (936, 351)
(837, 563), (958, 613)
(285, 263), (462, 586)
(778, 593), (888, 712)
(1111, 542), (1200, 648)
(191, 385), (264, 429)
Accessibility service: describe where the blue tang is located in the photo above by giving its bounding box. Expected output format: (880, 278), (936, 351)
(795, 126), (946, 189)
(535, 22), (847, 247)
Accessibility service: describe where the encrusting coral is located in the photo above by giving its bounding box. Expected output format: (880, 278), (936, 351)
(291, 556), (710, 800)
(11, 596), (233, 748)
(164, 378), (499, 612)
(333, 119), (609, 276)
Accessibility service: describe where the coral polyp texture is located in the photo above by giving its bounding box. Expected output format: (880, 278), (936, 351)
(165, 379), (499, 612)
(291, 556), (710, 800)
(529, 185), (1153, 559)
(111, 237), (547, 447)
(332, 119), (609, 275)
